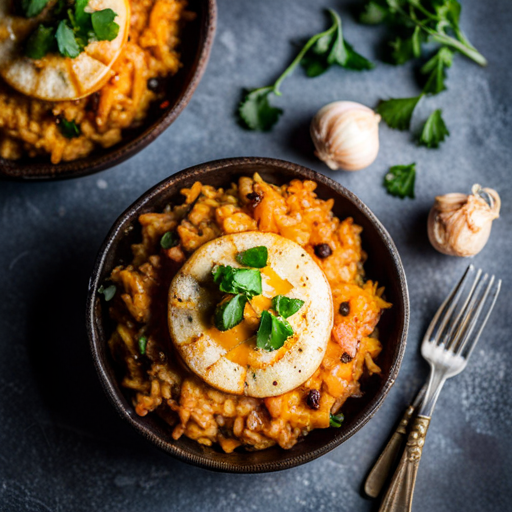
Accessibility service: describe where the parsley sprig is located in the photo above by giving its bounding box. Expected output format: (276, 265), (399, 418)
(363, 0), (486, 152)
(239, 9), (373, 131)
(360, 0), (486, 67)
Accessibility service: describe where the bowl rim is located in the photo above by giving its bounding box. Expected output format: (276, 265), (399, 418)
(86, 156), (409, 473)
(0, 0), (217, 182)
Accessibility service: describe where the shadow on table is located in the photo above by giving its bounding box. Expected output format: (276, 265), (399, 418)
(23, 234), (170, 460)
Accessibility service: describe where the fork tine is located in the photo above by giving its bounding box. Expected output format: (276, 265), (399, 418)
(457, 277), (501, 360)
(443, 271), (487, 351)
(447, 273), (491, 353)
(423, 265), (475, 344)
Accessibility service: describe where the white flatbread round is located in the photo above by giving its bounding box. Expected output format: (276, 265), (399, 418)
(168, 232), (333, 398)
(0, 0), (129, 101)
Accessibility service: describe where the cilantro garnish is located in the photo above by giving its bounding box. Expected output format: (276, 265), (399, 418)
(272, 295), (304, 319)
(383, 164), (416, 199)
(376, 95), (422, 131)
(98, 284), (116, 301)
(329, 412), (344, 427)
(160, 231), (179, 249)
(21, 0), (50, 18)
(239, 9), (373, 131)
(23, 0), (120, 60)
(138, 336), (148, 355)
(236, 246), (268, 268)
(56, 20), (81, 58)
(421, 47), (454, 95)
(214, 294), (248, 332)
(59, 118), (81, 139)
(256, 310), (294, 352)
(212, 266), (262, 298)
(91, 9), (120, 41)
(419, 110), (449, 148)
(360, 0), (487, 67)
(25, 25), (55, 59)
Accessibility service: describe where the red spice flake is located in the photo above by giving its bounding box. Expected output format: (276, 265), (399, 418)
(160, 100), (170, 109)
(332, 322), (358, 358)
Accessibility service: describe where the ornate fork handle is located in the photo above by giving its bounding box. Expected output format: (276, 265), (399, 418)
(364, 405), (416, 498)
(378, 415), (431, 512)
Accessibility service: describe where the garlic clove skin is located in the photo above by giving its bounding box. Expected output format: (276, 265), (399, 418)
(428, 185), (501, 257)
(310, 101), (381, 171)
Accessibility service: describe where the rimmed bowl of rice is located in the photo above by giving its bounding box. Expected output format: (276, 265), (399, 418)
(86, 156), (409, 472)
(0, 0), (216, 180)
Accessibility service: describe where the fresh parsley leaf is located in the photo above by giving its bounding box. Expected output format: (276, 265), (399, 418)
(56, 20), (81, 58)
(256, 310), (294, 352)
(302, 9), (374, 76)
(138, 336), (148, 355)
(343, 42), (375, 71)
(329, 412), (344, 427)
(359, 1), (387, 25)
(383, 163), (416, 199)
(214, 294), (247, 331)
(376, 95), (422, 130)
(239, 87), (283, 131)
(98, 284), (116, 301)
(75, 0), (93, 32)
(256, 310), (273, 349)
(59, 118), (81, 138)
(389, 37), (415, 66)
(22, 0), (50, 17)
(212, 266), (262, 298)
(160, 231), (179, 249)
(419, 109), (449, 148)
(389, 28), (422, 65)
(91, 9), (120, 41)
(236, 246), (268, 268)
(272, 295), (305, 319)
(421, 47), (454, 95)
(25, 25), (55, 59)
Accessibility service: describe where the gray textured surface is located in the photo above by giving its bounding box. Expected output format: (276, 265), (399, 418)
(1, 0), (511, 510)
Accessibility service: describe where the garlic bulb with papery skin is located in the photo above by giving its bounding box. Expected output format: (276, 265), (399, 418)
(428, 185), (501, 257)
(310, 101), (381, 171)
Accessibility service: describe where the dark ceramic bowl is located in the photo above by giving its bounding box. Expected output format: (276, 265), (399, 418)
(0, 0), (216, 181)
(86, 157), (409, 473)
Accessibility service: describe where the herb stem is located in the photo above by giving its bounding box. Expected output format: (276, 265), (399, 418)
(395, 5), (487, 67)
(273, 9), (337, 95)
(430, 32), (487, 66)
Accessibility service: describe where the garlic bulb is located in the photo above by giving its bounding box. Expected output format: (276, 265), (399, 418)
(310, 101), (381, 171)
(428, 185), (501, 257)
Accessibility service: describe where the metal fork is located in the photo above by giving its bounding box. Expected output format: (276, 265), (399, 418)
(378, 265), (501, 512)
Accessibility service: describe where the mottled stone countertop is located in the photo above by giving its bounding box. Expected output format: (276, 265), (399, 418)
(1, 0), (511, 510)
